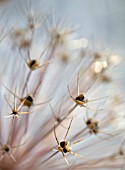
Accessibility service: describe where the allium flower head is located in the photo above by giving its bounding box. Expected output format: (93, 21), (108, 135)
(0, 0), (125, 170)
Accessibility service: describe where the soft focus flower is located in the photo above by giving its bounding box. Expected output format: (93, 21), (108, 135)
(0, 1), (125, 170)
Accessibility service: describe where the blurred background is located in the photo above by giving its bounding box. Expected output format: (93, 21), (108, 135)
(1, 0), (125, 86)
(1, 0), (125, 47)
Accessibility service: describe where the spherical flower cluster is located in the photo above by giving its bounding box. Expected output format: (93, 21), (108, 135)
(0, 1), (125, 170)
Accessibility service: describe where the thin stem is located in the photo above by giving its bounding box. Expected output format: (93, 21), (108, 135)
(22, 70), (32, 95)
(54, 125), (59, 145)
(71, 138), (85, 145)
(77, 72), (80, 96)
(64, 118), (73, 141)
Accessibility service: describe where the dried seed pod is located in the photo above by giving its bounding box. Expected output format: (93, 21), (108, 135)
(54, 118), (85, 165)
(67, 74), (107, 111)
